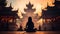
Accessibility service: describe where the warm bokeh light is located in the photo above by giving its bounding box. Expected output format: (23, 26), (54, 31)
(6, 0), (55, 30)
(6, 0), (55, 18)
(30, 0), (55, 16)
(6, 0), (29, 18)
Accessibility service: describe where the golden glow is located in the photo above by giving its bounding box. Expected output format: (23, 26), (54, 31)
(6, 0), (55, 18)
(6, 0), (55, 30)
(6, 0), (29, 19)
(37, 18), (45, 26)
(29, 0), (55, 17)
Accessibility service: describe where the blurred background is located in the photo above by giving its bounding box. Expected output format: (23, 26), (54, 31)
(0, 0), (60, 31)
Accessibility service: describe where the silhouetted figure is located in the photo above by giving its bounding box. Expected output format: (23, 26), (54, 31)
(26, 17), (36, 32)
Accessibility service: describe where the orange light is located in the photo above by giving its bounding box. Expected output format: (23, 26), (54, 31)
(6, 0), (55, 29)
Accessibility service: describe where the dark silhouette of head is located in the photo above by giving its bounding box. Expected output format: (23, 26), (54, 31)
(28, 17), (32, 22)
